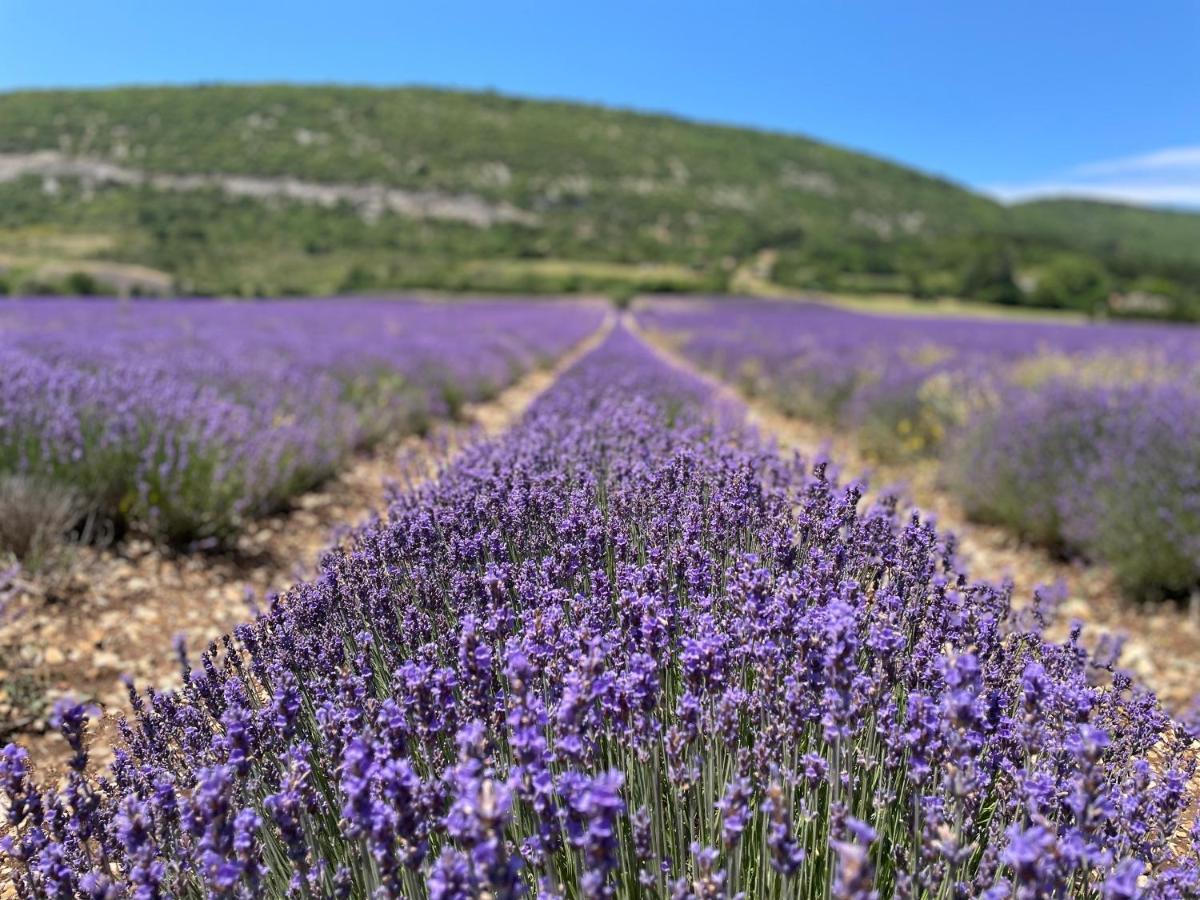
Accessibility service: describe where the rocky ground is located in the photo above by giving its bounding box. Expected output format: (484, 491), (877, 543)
(0, 319), (613, 772)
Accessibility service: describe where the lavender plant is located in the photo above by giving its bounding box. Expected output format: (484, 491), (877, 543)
(3, 326), (1198, 898)
(0, 298), (603, 546)
(948, 380), (1200, 597)
(636, 297), (1200, 599)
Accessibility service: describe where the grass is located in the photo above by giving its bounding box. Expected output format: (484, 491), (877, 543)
(718, 259), (1094, 324)
(459, 258), (711, 293)
(0, 226), (173, 294)
(818, 291), (1091, 323)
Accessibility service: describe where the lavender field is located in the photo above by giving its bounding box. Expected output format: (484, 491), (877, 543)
(0, 298), (604, 551)
(6, 7), (1200, 895)
(4, 313), (1200, 898)
(637, 298), (1200, 600)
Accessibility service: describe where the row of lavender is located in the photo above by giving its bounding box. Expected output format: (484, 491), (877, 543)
(0, 298), (604, 548)
(636, 298), (1200, 599)
(5, 325), (1197, 897)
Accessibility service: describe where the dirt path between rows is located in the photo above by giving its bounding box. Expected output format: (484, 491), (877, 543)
(628, 314), (1200, 714)
(1, 315), (614, 770)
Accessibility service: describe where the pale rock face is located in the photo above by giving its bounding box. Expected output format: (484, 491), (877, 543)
(0, 151), (539, 228)
(779, 165), (838, 196)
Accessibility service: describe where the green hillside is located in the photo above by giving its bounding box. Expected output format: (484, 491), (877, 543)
(0, 84), (1196, 314)
(1009, 199), (1200, 276)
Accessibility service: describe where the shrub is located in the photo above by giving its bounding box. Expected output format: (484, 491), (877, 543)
(1061, 384), (1200, 597)
(947, 380), (1200, 597)
(944, 383), (1103, 549)
(959, 242), (1024, 306)
(63, 270), (105, 296)
(0, 475), (83, 570)
(1032, 256), (1111, 313)
(847, 369), (952, 461)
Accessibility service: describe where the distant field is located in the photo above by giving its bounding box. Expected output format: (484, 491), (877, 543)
(727, 258), (1092, 322)
(820, 291), (1090, 323)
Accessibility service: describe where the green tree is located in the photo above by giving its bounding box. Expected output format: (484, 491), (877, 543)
(338, 264), (377, 294)
(1032, 256), (1111, 312)
(64, 271), (102, 295)
(960, 242), (1023, 305)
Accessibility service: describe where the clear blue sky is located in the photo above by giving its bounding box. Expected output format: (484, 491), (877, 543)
(2, 1), (1198, 205)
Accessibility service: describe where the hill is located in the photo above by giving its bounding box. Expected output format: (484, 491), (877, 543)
(0, 84), (1196, 314)
(1009, 199), (1200, 278)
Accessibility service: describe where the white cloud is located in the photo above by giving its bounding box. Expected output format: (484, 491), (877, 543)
(983, 144), (1200, 209)
(1071, 146), (1200, 177)
(988, 181), (1200, 207)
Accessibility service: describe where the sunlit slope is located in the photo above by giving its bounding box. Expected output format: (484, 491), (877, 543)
(0, 84), (1196, 300)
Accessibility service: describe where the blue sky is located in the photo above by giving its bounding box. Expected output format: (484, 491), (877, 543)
(2, 1), (1198, 206)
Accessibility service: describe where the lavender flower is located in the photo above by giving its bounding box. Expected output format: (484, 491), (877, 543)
(0, 297), (604, 546)
(636, 296), (1200, 599)
(2, 322), (1197, 897)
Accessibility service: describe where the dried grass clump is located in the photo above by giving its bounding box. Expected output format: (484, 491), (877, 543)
(0, 475), (83, 571)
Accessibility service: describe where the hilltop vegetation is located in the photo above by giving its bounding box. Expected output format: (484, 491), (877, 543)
(0, 84), (1197, 315)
